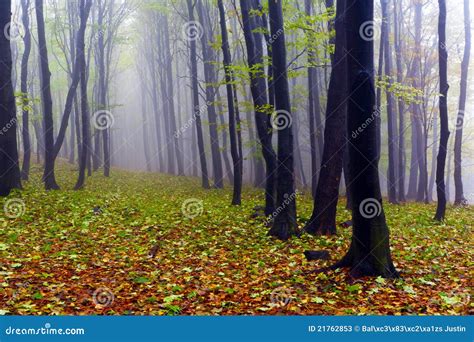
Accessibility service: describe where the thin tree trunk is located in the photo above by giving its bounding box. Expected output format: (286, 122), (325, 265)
(187, 0), (209, 189)
(305, 0), (347, 235)
(218, 0), (242, 204)
(196, 0), (224, 188)
(163, 15), (184, 176)
(267, 0), (297, 240)
(454, 0), (470, 206)
(36, 0), (59, 190)
(240, 0), (276, 215)
(20, 0), (31, 181)
(393, 0), (406, 202)
(382, 0), (398, 204)
(428, 116), (438, 201)
(74, 0), (93, 189)
(434, 0), (450, 221)
(305, 0), (319, 197)
(216, 92), (234, 184)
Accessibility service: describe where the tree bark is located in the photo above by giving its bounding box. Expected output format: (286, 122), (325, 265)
(267, 0), (297, 241)
(240, 0), (276, 216)
(218, 0), (242, 204)
(333, 0), (398, 278)
(196, 1), (224, 188)
(163, 15), (184, 176)
(20, 0), (31, 181)
(453, 0), (470, 206)
(0, 0), (22, 195)
(74, 0), (93, 190)
(393, 0), (406, 202)
(434, 0), (450, 220)
(186, 0), (209, 189)
(305, 0), (320, 197)
(382, 0), (398, 204)
(305, 0), (347, 236)
(36, 0), (59, 190)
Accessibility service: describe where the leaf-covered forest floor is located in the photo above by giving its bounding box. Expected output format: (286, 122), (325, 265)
(1, 162), (472, 315)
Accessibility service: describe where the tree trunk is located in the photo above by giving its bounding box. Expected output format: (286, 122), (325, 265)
(382, 0), (398, 204)
(216, 92), (234, 184)
(305, 0), (347, 236)
(333, 0), (398, 278)
(240, 0), (276, 216)
(267, 0), (297, 241)
(453, 0), (470, 206)
(97, 1), (110, 177)
(0, 0), (22, 195)
(20, 0), (31, 181)
(186, 0), (209, 189)
(413, 1), (427, 203)
(196, 0), (224, 188)
(218, 0), (242, 204)
(393, 0), (406, 202)
(36, 0), (59, 190)
(163, 15), (184, 176)
(305, 0), (320, 197)
(74, 0), (93, 190)
(428, 116), (438, 201)
(434, 0), (450, 221)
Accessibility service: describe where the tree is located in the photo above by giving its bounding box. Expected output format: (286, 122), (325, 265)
(162, 14), (184, 176)
(267, 0), (297, 241)
(333, 0), (398, 278)
(36, 0), (60, 190)
(393, 0), (406, 202)
(434, 0), (449, 221)
(186, 0), (209, 189)
(305, 0), (322, 198)
(453, 0), (470, 206)
(381, 0), (398, 204)
(217, 0), (242, 205)
(196, 0), (224, 188)
(305, 0), (347, 236)
(74, 0), (93, 190)
(0, 0), (21, 196)
(20, 0), (31, 181)
(239, 0), (276, 216)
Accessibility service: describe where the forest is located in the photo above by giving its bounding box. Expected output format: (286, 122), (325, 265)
(0, 0), (472, 316)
